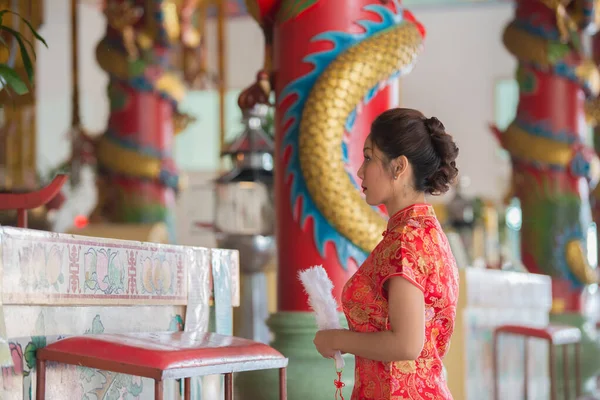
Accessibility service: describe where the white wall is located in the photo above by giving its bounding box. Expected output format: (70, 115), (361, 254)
(36, 0), (108, 176)
(401, 4), (516, 201)
(35, 1), (515, 206)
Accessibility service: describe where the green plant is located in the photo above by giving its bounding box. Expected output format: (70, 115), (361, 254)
(0, 8), (47, 97)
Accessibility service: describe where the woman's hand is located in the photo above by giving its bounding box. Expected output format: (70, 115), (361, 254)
(313, 329), (343, 359)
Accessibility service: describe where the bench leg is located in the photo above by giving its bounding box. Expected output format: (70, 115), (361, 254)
(549, 342), (556, 400)
(492, 332), (499, 400)
(184, 377), (191, 400)
(35, 359), (46, 400)
(279, 368), (287, 400)
(524, 338), (529, 400)
(155, 380), (164, 400)
(575, 343), (581, 397)
(563, 344), (569, 400)
(225, 373), (233, 400)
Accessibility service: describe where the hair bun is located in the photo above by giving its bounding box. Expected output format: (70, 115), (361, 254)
(424, 117), (445, 136)
(423, 116), (459, 195)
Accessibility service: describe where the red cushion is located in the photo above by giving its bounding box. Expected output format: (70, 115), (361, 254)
(495, 324), (581, 346)
(38, 331), (286, 375)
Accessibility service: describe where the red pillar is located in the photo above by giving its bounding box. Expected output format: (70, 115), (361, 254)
(237, 3), (425, 398)
(497, 2), (599, 311)
(93, 0), (190, 237)
(247, 0), (425, 311)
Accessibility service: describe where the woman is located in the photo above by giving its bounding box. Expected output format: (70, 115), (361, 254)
(313, 108), (460, 399)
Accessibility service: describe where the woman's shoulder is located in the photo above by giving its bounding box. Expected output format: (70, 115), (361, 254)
(387, 214), (440, 243)
(373, 219), (432, 267)
(382, 215), (451, 271)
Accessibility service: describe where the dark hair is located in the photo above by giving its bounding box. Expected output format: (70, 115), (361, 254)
(369, 108), (459, 195)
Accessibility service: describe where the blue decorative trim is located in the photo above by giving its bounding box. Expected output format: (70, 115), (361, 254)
(158, 169), (180, 190)
(345, 111), (357, 133)
(113, 74), (178, 108)
(514, 117), (579, 145)
(512, 19), (561, 41)
(341, 141), (349, 164)
(514, 119), (596, 181)
(511, 156), (566, 173)
(519, 59), (592, 96)
(554, 61), (581, 86)
(100, 134), (179, 190)
(278, 5), (407, 268)
(570, 152), (592, 179)
(554, 225), (588, 289)
(105, 130), (172, 160)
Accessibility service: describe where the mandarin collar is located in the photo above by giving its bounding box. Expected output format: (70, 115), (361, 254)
(383, 203), (435, 235)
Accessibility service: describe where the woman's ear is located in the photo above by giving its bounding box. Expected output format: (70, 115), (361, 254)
(391, 156), (408, 180)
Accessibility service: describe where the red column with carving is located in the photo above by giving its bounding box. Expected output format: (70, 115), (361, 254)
(492, 1), (600, 389)
(237, 1), (424, 398)
(92, 0), (196, 239)
(495, 1), (599, 310)
(247, 0), (424, 312)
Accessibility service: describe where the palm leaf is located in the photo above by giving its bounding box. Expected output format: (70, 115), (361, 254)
(0, 10), (47, 48)
(0, 26), (34, 82)
(0, 8), (48, 101)
(7, 26), (37, 60)
(0, 64), (28, 95)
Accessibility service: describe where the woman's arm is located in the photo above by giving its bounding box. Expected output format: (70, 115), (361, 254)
(315, 276), (425, 362)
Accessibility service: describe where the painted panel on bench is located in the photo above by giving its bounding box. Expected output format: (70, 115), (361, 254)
(0, 227), (238, 399)
(0, 226), (190, 305)
(1, 308), (185, 399)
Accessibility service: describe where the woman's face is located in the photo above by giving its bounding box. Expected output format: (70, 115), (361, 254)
(356, 137), (395, 206)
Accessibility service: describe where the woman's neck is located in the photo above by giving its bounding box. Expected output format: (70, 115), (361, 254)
(385, 191), (426, 218)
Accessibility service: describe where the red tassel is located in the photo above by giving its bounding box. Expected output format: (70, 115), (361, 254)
(334, 370), (345, 400)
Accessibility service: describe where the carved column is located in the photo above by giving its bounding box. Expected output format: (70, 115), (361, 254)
(238, 1), (425, 398)
(495, 0), (600, 391)
(93, 0), (198, 239)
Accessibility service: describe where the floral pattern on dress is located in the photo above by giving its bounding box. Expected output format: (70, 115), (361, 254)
(342, 204), (459, 399)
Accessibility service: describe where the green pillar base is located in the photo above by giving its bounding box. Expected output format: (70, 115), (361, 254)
(549, 312), (600, 395)
(235, 311), (355, 400)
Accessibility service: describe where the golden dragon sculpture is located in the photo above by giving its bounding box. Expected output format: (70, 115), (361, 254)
(298, 16), (423, 253)
(254, 1), (427, 265)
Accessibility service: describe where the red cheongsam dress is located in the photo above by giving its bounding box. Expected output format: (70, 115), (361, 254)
(341, 203), (459, 400)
